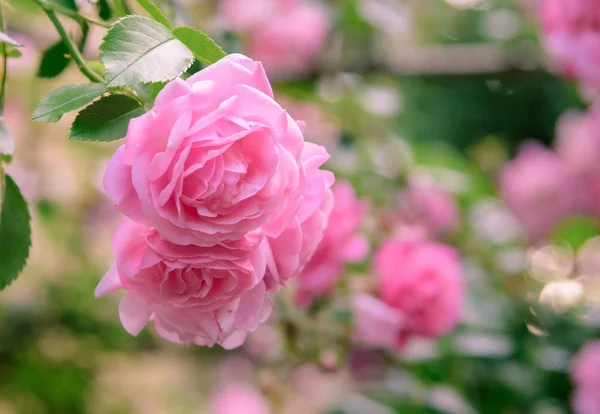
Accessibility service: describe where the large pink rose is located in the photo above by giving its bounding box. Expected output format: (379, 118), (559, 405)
(498, 141), (584, 242)
(261, 142), (335, 290)
(374, 238), (463, 339)
(295, 180), (368, 305)
(95, 219), (271, 348)
(571, 340), (600, 414)
(540, 0), (600, 85)
(103, 54), (306, 247)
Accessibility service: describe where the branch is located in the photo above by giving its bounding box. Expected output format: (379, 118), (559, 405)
(41, 8), (104, 83)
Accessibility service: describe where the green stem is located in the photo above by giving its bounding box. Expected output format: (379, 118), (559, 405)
(114, 0), (133, 16)
(0, 2), (7, 114)
(49, 3), (111, 28)
(41, 9), (104, 83)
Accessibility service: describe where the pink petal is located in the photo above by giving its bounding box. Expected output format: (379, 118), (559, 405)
(119, 293), (152, 336)
(95, 264), (122, 298)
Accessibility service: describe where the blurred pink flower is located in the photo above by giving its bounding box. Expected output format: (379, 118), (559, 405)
(220, 0), (330, 77)
(556, 104), (600, 178)
(571, 340), (600, 414)
(352, 293), (404, 349)
(372, 238), (462, 343)
(296, 180), (368, 306)
(498, 141), (583, 242)
(540, 0), (600, 85)
(95, 219), (271, 349)
(207, 383), (271, 414)
(248, 2), (330, 77)
(395, 185), (460, 237)
(556, 104), (600, 217)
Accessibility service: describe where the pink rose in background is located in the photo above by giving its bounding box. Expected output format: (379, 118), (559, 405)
(375, 239), (463, 338)
(353, 238), (463, 349)
(540, 0), (600, 85)
(207, 383), (271, 414)
(219, 0), (331, 77)
(395, 185), (460, 237)
(556, 104), (600, 178)
(294, 180), (368, 306)
(498, 141), (583, 242)
(95, 220), (270, 348)
(571, 340), (600, 414)
(262, 142), (335, 291)
(555, 104), (600, 217)
(248, 2), (331, 77)
(352, 293), (404, 349)
(104, 54), (306, 248)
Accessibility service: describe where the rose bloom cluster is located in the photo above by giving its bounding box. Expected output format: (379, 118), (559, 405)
(540, 0), (600, 87)
(351, 185), (464, 350)
(499, 102), (600, 243)
(571, 340), (600, 414)
(96, 54), (334, 348)
(219, 0), (330, 77)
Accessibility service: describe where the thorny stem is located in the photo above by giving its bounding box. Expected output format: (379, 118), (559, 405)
(0, 2), (7, 114)
(39, 7), (104, 83)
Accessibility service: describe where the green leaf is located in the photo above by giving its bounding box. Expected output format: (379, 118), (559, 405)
(32, 83), (107, 123)
(37, 40), (71, 78)
(172, 26), (226, 66)
(0, 174), (32, 291)
(43, 0), (78, 11)
(100, 16), (193, 87)
(6, 45), (23, 58)
(0, 31), (22, 47)
(134, 82), (165, 104)
(551, 216), (600, 250)
(97, 0), (113, 20)
(0, 118), (14, 163)
(70, 94), (146, 141)
(135, 0), (171, 29)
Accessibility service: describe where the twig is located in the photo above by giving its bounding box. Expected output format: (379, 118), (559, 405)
(0, 2), (7, 114)
(40, 8), (104, 83)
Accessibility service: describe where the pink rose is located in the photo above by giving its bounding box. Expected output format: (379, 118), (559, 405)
(104, 54), (306, 247)
(374, 238), (463, 340)
(207, 383), (271, 414)
(95, 219), (271, 348)
(295, 180), (368, 305)
(248, 2), (330, 77)
(219, 0), (299, 31)
(540, 0), (600, 85)
(262, 142), (335, 290)
(351, 293), (404, 349)
(571, 340), (600, 414)
(498, 141), (584, 242)
(395, 185), (460, 237)
(555, 104), (600, 217)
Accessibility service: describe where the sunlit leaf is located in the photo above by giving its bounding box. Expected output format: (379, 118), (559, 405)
(32, 83), (107, 123)
(100, 16), (193, 87)
(172, 26), (225, 66)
